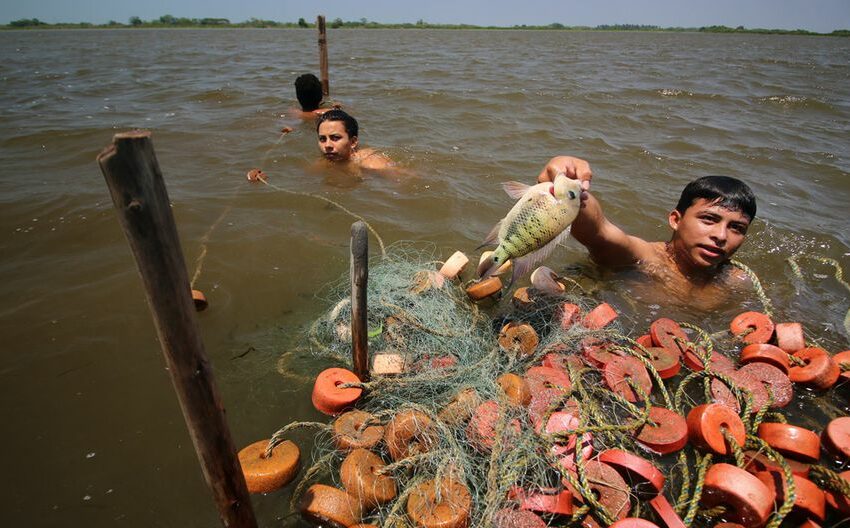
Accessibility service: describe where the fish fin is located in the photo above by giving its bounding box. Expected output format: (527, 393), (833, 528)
(511, 227), (573, 281)
(476, 220), (502, 249)
(501, 181), (530, 200)
(477, 253), (496, 278)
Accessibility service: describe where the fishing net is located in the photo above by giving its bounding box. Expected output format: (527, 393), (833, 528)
(265, 243), (850, 528)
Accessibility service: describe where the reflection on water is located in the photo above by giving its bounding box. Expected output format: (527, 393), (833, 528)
(0, 28), (848, 527)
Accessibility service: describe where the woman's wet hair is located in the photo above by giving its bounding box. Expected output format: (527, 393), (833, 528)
(675, 175), (757, 220)
(294, 73), (323, 111)
(316, 109), (359, 139)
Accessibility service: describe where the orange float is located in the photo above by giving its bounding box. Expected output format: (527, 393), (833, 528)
(467, 400), (521, 452)
(737, 362), (793, 408)
(406, 478), (472, 528)
(498, 322), (539, 358)
(742, 449), (811, 478)
(299, 484), (364, 528)
(650, 318), (688, 352)
(739, 344), (790, 374)
(558, 302), (582, 329)
(757, 422), (821, 463)
(527, 387), (568, 431)
(581, 336), (620, 368)
(438, 251), (469, 280)
(311, 367), (362, 416)
(824, 470), (850, 516)
(648, 494), (686, 528)
(610, 520), (661, 528)
(333, 410), (383, 451)
(492, 508), (547, 528)
(496, 373), (532, 407)
(729, 311), (775, 344)
(246, 168), (267, 182)
(635, 334), (654, 349)
(438, 388), (481, 426)
(563, 460), (631, 523)
(599, 448), (665, 498)
(774, 322), (805, 352)
(710, 369), (769, 413)
(834, 350), (850, 382)
(754, 471), (825, 523)
(507, 486), (573, 516)
(238, 439), (300, 494)
(525, 365), (571, 394)
(191, 289), (208, 311)
(700, 463), (773, 527)
(465, 276), (502, 300)
(384, 410), (436, 461)
(511, 287), (535, 309)
(687, 404), (745, 455)
(643, 346), (682, 379)
(822, 416), (850, 459)
(582, 302), (618, 330)
(603, 356), (652, 402)
(682, 348), (735, 373)
(635, 407), (688, 454)
(788, 347), (840, 390)
(339, 448), (397, 509)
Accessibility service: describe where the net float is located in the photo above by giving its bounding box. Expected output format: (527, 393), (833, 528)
(635, 334), (654, 349)
(788, 347), (840, 390)
(465, 276), (503, 301)
(438, 250), (468, 280)
(642, 346), (682, 379)
(742, 449), (811, 478)
(610, 519), (662, 528)
(774, 322), (805, 352)
(582, 302), (618, 330)
(757, 422), (821, 463)
(599, 448), (666, 498)
(371, 353), (405, 376)
(511, 287), (535, 309)
(710, 369), (769, 413)
(648, 494), (687, 528)
(525, 365), (571, 394)
(406, 478), (472, 528)
(736, 362), (793, 408)
(682, 348), (735, 373)
(332, 410), (384, 452)
(438, 388), (481, 426)
(339, 448), (397, 509)
(507, 486), (573, 516)
(384, 410), (436, 461)
(557, 302), (581, 329)
(311, 367), (362, 416)
(821, 416), (850, 459)
(739, 344), (790, 374)
(650, 318), (688, 352)
(635, 406), (688, 455)
(824, 470), (850, 516)
(246, 168), (266, 182)
(492, 508), (547, 528)
(730, 311), (775, 344)
(496, 373), (532, 407)
(299, 484), (364, 528)
(603, 355), (653, 402)
(581, 336), (621, 368)
(237, 439), (300, 494)
(191, 289), (208, 311)
(700, 463), (773, 527)
(834, 350), (850, 382)
(687, 403), (746, 455)
(563, 460), (631, 524)
(498, 322), (539, 358)
(466, 400), (521, 453)
(754, 470), (826, 523)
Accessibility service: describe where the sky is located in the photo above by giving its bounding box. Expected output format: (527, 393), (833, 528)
(2, 0), (849, 32)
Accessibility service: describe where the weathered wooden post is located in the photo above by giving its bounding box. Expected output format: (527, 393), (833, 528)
(317, 15), (330, 97)
(97, 131), (257, 528)
(350, 221), (369, 381)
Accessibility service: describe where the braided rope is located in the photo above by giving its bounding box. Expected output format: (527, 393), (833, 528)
(731, 259), (775, 317)
(682, 453), (712, 526)
(745, 435), (796, 528)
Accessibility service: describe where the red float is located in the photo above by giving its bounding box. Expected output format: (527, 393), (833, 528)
(558, 303), (582, 330)
(599, 448), (666, 497)
(563, 460), (631, 523)
(649, 494), (686, 528)
(757, 422), (821, 463)
(789, 347), (840, 390)
(736, 362), (794, 408)
(635, 407), (689, 454)
(730, 311), (775, 344)
(507, 486), (573, 516)
(650, 318), (688, 352)
(582, 302), (618, 330)
(824, 470), (850, 516)
(467, 400), (521, 453)
(701, 463), (773, 527)
(581, 336), (620, 368)
(609, 519), (661, 528)
(739, 343), (790, 374)
(822, 416), (850, 459)
(774, 322), (805, 353)
(643, 346), (682, 379)
(311, 368), (363, 416)
(755, 470), (825, 523)
(492, 508), (547, 528)
(603, 355), (653, 402)
(687, 403), (746, 455)
(635, 334), (654, 349)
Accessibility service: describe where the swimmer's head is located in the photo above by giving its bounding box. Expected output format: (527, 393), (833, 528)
(316, 109), (359, 139)
(295, 73), (323, 111)
(675, 176), (756, 221)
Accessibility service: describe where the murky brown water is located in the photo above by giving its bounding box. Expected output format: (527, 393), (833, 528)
(1, 28), (848, 526)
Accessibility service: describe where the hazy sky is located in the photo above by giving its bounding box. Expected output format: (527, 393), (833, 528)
(2, 0), (849, 32)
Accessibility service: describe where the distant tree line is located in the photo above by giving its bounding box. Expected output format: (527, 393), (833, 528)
(3, 16), (848, 36)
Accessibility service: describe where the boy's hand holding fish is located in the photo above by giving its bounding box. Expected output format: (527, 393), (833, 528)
(536, 155), (593, 198)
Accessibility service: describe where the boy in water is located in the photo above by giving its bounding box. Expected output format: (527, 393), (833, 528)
(538, 156), (755, 303)
(316, 109), (393, 170)
(293, 73), (338, 120)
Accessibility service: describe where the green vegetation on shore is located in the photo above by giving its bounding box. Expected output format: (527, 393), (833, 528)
(4, 15), (849, 36)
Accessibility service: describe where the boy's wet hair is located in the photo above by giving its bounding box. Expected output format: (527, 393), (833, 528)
(316, 109), (359, 139)
(676, 175), (757, 220)
(294, 73), (323, 111)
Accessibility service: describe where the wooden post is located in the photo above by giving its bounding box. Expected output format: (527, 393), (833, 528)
(350, 221), (369, 381)
(317, 15), (330, 97)
(97, 131), (257, 528)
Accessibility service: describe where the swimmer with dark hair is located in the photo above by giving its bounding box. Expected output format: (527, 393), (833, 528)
(316, 109), (393, 170)
(292, 73), (340, 120)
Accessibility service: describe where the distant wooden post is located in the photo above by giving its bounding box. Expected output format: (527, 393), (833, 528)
(317, 15), (330, 97)
(97, 131), (257, 528)
(350, 221), (369, 381)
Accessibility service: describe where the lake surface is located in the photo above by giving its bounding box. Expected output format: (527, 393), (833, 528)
(0, 28), (848, 527)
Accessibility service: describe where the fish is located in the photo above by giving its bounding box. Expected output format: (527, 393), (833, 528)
(477, 173), (582, 286)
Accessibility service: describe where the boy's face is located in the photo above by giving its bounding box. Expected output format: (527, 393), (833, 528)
(668, 198), (751, 270)
(317, 120), (357, 162)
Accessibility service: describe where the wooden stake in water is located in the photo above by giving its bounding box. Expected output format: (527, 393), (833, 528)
(317, 15), (330, 97)
(97, 130), (257, 528)
(350, 221), (369, 381)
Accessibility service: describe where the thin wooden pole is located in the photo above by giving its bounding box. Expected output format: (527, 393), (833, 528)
(350, 221), (369, 381)
(317, 15), (330, 97)
(97, 131), (257, 528)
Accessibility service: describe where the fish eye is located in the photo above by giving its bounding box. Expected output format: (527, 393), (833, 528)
(568, 191), (576, 200)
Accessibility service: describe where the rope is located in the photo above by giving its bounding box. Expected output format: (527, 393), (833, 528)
(265, 421), (331, 457)
(745, 435), (796, 528)
(731, 259), (775, 317)
(787, 254), (850, 336)
(190, 204), (233, 288)
(721, 428), (746, 468)
(682, 453), (712, 527)
(809, 464), (850, 497)
(259, 178), (387, 257)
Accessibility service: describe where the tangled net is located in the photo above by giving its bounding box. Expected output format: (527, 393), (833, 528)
(265, 244), (849, 528)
